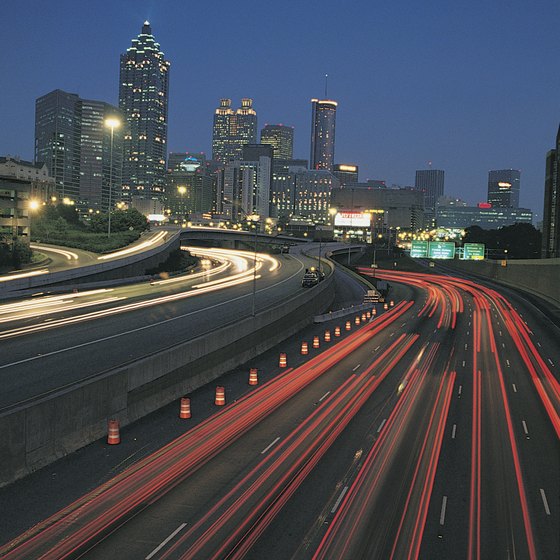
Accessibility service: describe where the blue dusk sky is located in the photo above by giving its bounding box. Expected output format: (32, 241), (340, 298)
(1, 0), (558, 218)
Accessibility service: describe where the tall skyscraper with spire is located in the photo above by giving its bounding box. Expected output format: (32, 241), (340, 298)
(119, 21), (170, 202)
(310, 99), (337, 171)
(542, 125), (560, 258)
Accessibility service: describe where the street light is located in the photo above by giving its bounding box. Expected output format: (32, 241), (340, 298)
(105, 117), (121, 238)
(249, 213), (260, 317)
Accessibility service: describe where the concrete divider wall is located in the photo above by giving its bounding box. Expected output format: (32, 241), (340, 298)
(0, 274), (334, 487)
(444, 258), (560, 307)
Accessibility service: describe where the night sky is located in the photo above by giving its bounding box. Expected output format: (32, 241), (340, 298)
(2, 0), (558, 218)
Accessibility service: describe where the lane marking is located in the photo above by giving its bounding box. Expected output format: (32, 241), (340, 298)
(451, 424), (457, 439)
(522, 420), (529, 436)
(537, 342), (541, 347)
(499, 330), (502, 336)
(464, 343), (468, 350)
(540, 489), (551, 515)
(390, 332), (395, 337)
(506, 359), (511, 367)
(458, 385), (462, 397)
(401, 322), (407, 327)
(261, 436), (280, 454)
(319, 391), (331, 402)
(377, 419), (387, 433)
(502, 343), (506, 348)
(548, 358), (554, 366)
(462, 360), (466, 367)
(352, 364), (361, 372)
(512, 383), (518, 393)
(466, 331), (469, 336)
(440, 496), (448, 525)
(374, 346), (380, 352)
(145, 523), (188, 559)
(331, 486), (349, 513)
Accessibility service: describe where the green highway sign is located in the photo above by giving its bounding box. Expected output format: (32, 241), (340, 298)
(410, 240), (429, 258)
(428, 241), (455, 259)
(462, 243), (485, 260)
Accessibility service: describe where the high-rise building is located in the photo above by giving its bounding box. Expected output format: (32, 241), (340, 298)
(119, 21), (170, 202)
(487, 169), (520, 208)
(271, 159), (308, 219)
(294, 169), (339, 223)
(333, 163), (358, 186)
(310, 99), (337, 171)
(35, 90), (123, 210)
(166, 153), (213, 218)
(414, 169), (445, 222)
(212, 98), (257, 163)
(542, 126), (560, 258)
(35, 90), (81, 202)
(260, 124), (294, 159)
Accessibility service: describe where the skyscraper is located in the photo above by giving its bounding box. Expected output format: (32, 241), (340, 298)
(212, 98), (258, 163)
(310, 99), (337, 171)
(119, 21), (170, 202)
(35, 90), (81, 201)
(487, 169), (520, 208)
(260, 124), (294, 159)
(414, 169), (445, 222)
(35, 89), (123, 210)
(542, 126), (560, 258)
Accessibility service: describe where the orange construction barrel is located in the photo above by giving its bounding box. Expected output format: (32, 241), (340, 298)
(355, 315), (361, 325)
(279, 352), (287, 368)
(249, 368), (258, 385)
(179, 397), (191, 419)
(107, 420), (120, 445)
(345, 320), (352, 331)
(313, 336), (320, 349)
(334, 326), (341, 337)
(215, 386), (226, 406)
(301, 341), (309, 355)
(324, 330), (331, 342)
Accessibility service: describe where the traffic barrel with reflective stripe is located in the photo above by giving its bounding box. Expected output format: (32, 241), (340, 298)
(249, 368), (258, 385)
(384, 303), (389, 310)
(361, 313), (367, 322)
(366, 310), (371, 319)
(334, 326), (341, 337)
(215, 386), (226, 406)
(355, 315), (361, 325)
(390, 300), (394, 307)
(301, 341), (309, 355)
(324, 330), (331, 342)
(107, 420), (120, 445)
(279, 352), (287, 368)
(372, 308), (377, 316)
(345, 321), (351, 331)
(179, 397), (191, 419)
(313, 336), (320, 349)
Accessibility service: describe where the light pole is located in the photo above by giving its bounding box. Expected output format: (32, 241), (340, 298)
(249, 213), (260, 317)
(105, 117), (120, 238)
(28, 198), (40, 242)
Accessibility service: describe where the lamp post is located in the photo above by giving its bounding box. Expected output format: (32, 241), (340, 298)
(249, 213), (260, 317)
(28, 199), (40, 242)
(105, 117), (120, 238)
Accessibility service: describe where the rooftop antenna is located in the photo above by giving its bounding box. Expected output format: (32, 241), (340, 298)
(427, 160), (433, 168)
(325, 74), (328, 98)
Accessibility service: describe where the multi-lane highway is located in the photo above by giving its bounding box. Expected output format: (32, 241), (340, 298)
(0, 246), (314, 410)
(1, 263), (558, 559)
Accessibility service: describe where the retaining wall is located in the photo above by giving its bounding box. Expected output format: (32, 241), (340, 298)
(443, 258), (560, 307)
(0, 271), (335, 487)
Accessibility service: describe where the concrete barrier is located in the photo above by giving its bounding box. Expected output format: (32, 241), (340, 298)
(443, 258), (560, 307)
(0, 275), (334, 486)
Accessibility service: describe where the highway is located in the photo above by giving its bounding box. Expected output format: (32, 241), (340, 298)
(0, 265), (558, 559)
(0, 246), (312, 410)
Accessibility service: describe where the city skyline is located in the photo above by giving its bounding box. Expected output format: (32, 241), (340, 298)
(1, 0), (558, 217)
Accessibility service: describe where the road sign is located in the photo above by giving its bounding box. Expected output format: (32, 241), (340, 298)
(462, 243), (485, 260)
(428, 241), (455, 259)
(410, 240), (429, 258)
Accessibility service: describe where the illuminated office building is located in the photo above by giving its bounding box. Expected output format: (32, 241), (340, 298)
(260, 124), (294, 159)
(310, 99), (337, 171)
(119, 21), (170, 202)
(487, 169), (520, 208)
(294, 169), (339, 223)
(333, 163), (358, 186)
(35, 89), (123, 210)
(212, 98), (257, 163)
(415, 169), (445, 222)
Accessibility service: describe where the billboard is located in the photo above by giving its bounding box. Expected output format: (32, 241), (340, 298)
(410, 240), (429, 258)
(428, 241), (455, 259)
(334, 212), (371, 227)
(462, 243), (485, 260)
